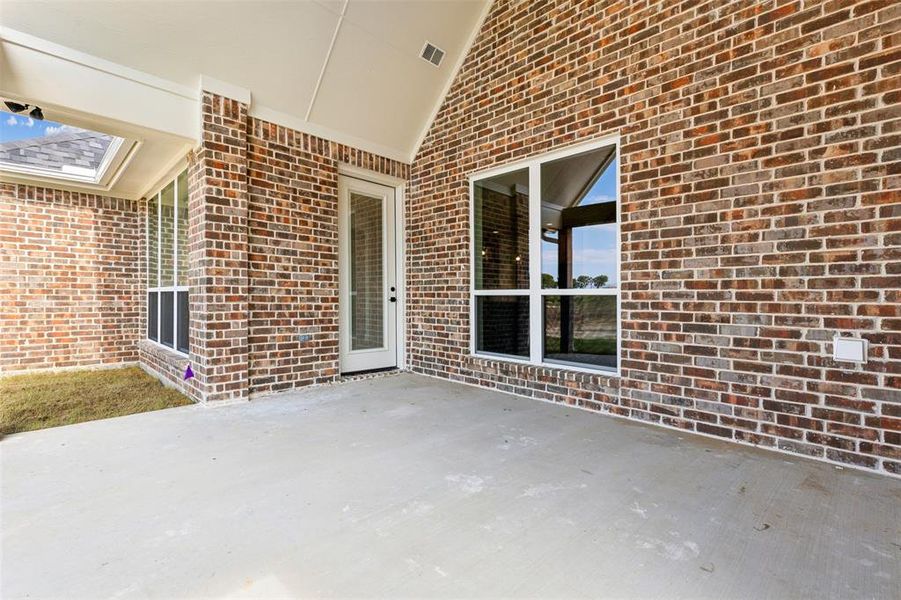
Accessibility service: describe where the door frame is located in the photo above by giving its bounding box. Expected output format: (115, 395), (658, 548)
(337, 163), (406, 372)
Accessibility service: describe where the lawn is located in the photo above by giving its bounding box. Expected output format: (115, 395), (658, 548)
(544, 335), (617, 355)
(0, 366), (192, 435)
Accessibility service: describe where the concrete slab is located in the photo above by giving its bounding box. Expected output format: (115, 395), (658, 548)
(2, 373), (899, 598)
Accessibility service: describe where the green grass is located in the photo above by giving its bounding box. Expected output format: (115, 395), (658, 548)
(0, 366), (192, 435)
(545, 336), (617, 355)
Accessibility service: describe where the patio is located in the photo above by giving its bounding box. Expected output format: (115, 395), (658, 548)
(2, 373), (898, 599)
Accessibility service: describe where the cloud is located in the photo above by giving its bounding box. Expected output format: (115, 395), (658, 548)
(582, 192), (616, 205)
(25, 117), (34, 128)
(44, 124), (74, 136)
(5, 115), (16, 126)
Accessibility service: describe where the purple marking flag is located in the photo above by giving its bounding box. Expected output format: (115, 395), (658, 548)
(184, 364), (194, 380)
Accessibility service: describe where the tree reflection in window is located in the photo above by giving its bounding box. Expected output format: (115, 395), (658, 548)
(540, 145), (618, 368)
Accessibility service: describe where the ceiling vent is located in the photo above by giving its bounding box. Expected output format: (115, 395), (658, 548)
(420, 42), (445, 67)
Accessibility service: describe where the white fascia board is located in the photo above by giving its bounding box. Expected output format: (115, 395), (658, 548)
(0, 27), (196, 99)
(0, 31), (198, 142)
(199, 75), (252, 106)
(250, 103), (410, 165)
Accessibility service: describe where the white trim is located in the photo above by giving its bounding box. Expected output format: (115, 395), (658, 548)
(199, 76), (251, 106)
(94, 136), (127, 182)
(539, 288), (619, 296)
(147, 286), (189, 292)
(472, 289), (529, 296)
(473, 351), (532, 365)
(146, 168), (190, 358)
(0, 27), (197, 100)
(336, 165), (408, 370)
(528, 162), (542, 363)
(144, 336), (189, 359)
(468, 133), (621, 183)
(469, 177), (476, 356)
(469, 135), (622, 378)
(157, 187), (161, 340)
(142, 154), (190, 201)
(614, 141), (622, 378)
(0, 136), (140, 189)
(396, 181), (407, 371)
(338, 163), (406, 187)
(173, 172), (181, 352)
(409, 0), (494, 162)
(306, 0), (348, 121)
(250, 104), (409, 164)
(471, 353), (617, 376)
(337, 175), (402, 373)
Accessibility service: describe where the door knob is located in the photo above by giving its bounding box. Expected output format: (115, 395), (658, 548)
(389, 297), (397, 303)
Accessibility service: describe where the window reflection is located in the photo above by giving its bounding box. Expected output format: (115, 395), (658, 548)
(541, 148), (617, 289)
(474, 168), (529, 290)
(476, 296), (529, 358)
(543, 295), (617, 370)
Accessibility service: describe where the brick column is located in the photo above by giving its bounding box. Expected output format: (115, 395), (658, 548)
(187, 92), (249, 402)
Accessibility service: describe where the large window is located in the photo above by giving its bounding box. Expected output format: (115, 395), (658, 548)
(471, 139), (619, 374)
(147, 168), (189, 354)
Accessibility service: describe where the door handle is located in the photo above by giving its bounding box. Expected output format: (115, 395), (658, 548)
(389, 296), (397, 303)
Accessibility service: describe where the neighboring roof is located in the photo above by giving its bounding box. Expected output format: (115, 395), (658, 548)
(0, 130), (114, 174)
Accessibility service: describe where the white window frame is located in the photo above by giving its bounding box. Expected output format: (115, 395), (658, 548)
(469, 134), (621, 377)
(147, 169), (189, 356)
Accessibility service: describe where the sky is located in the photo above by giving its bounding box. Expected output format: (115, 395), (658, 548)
(579, 156), (617, 206)
(0, 110), (75, 143)
(542, 157), (618, 286)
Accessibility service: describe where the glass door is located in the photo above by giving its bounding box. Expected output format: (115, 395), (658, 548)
(338, 176), (397, 373)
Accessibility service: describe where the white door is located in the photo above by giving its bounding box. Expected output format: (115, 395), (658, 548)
(338, 176), (398, 373)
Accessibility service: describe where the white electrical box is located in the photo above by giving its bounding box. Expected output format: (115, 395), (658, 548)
(833, 336), (867, 363)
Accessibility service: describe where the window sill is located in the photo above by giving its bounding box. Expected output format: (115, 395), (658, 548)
(470, 352), (620, 379)
(138, 339), (190, 364)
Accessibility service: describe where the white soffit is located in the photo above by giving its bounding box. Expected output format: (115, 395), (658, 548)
(0, 0), (491, 162)
(0, 97), (193, 201)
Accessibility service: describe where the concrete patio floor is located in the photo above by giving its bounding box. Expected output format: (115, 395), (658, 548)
(2, 373), (899, 599)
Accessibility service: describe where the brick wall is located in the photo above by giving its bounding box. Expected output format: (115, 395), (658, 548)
(0, 183), (142, 373)
(144, 92), (407, 402)
(246, 117), (408, 395)
(408, 0), (901, 475)
(189, 93), (251, 402)
(144, 105), (408, 398)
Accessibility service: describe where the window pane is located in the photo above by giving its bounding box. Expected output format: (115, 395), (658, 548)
(541, 147), (617, 289)
(160, 182), (175, 287)
(475, 296), (529, 358)
(177, 291), (189, 353)
(147, 195), (158, 288)
(543, 295), (617, 370)
(147, 292), (158, 341)
(160, 291), (174, 348)
(474, 168), (529, 290)
(350, 192), (384, 351)
(176, 169), (188, 285)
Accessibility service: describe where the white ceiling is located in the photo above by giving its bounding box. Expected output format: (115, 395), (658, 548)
(0, 0), (490, 163)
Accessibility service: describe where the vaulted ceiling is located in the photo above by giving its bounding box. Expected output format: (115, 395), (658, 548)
(0, 0), (490, 196)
